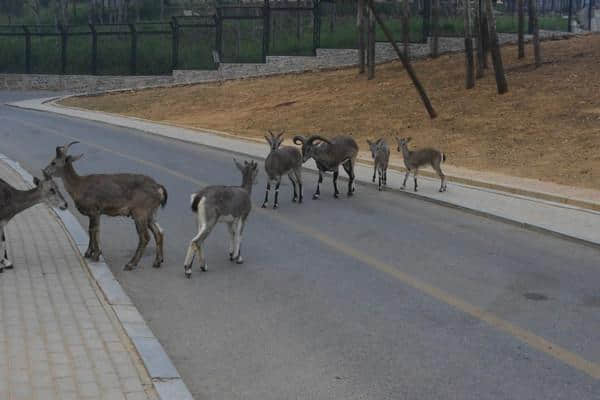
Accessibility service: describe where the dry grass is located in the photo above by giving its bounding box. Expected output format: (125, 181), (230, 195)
(63, 34), (600, 189)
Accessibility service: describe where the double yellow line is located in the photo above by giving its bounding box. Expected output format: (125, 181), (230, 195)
(10, 117), (600, 380)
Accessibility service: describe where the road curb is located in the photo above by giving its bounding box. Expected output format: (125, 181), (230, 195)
(8, 97), (600, 250)
(0, 153), (194, 400)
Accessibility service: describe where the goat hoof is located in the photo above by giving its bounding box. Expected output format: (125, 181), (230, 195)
(123, 264), (135, 271)
(347, 192), (354, 197)
(0, 267), (3, 273)
(2, 259), (13, 269)
(185, 272), (192, 279)
(261, 203), (267, 208)
(312, 194), (320, 200)
(298, 199), (303, 204)
(235, 257), (244, 265)
(334, 193), (339, 199)
(400, 186), (405, 191)
(414, 189), (418, 192)
(273, 203), (278, 209)
(200, 264), (208, 272)
(152, 260), (163, 269)
(292, 198), (297, 203)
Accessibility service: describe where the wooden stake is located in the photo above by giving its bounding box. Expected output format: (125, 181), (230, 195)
(517, 0), (525, 58)
(529, 0), (542, 67)
(366, 0), (437, 119)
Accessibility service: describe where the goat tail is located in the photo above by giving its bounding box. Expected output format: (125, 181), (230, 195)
(158, 185), (168, 208)
(190, 193), (201, 213)
(442, 153), (447, 163)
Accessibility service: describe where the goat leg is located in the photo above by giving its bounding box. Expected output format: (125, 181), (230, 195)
(289, 174), (298, 202)
(273, 181), (280, 209)
(262, 182), (270, 208)
(124, 218), (150, 270)
(333, 170), (340, 198)
(149, 221), (164, 268)
(313, 171), (323, 200)
(402, 170), (410, 190)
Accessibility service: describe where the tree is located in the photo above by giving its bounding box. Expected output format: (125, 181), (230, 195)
(1, 0), (24, 24)
(528, 0), (541, 67)
(463, 0), (475, 89)
(430, 0), (440, 57)
(517, 0), (525, 58)
(474, 0), (485, 78)
(402, 0), (410, 57)
(484, 0), (508, 94)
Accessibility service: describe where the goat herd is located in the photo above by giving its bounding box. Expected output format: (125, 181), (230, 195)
(0, 135), (447, 277)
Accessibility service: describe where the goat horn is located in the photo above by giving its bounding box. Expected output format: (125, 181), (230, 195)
(306, 135), (331, 145)
(64, 141), (80, 152)
(293, 135), (306, 145)
(276, 130), (285, 139)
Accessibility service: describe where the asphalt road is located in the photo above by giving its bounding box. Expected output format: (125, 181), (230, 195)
(1, 92), (599, 400)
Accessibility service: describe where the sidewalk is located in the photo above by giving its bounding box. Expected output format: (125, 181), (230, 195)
(11, 97), (600, 249)
(0, 160), (155, 400)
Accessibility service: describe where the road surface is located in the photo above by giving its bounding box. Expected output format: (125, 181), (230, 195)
(1, 92), (599, 399)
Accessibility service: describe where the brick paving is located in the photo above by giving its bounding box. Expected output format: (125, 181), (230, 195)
(0, 161), (155, 400)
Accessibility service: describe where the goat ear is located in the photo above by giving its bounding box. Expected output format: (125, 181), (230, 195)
(366, 139), (372, 146)
(66, 154), (83, 163)
(406, 137), (412, 143)
(264, 135), (272, 145)
(233, 158), (244, 172)
(33, 177), (41, 187)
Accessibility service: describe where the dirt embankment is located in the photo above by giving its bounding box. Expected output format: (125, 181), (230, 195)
(63, 34), (600, 190)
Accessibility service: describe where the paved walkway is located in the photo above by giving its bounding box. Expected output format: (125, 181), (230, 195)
(0, 161), (155, 400)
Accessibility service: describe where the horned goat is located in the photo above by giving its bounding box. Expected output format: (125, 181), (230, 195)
(43, 142), (168, 270)
(1, 173), (67, 273)
(262, 130), (303, 208)
(184, 159), (259, 279)
(396, 137), (447, 192)
(367, 138), (390, 191)
(293, 135), (358, 199)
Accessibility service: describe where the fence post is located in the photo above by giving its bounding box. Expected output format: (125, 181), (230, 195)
(171, 17), (179, 70)
(313, 0), (320, 53)
(89, 24), (97, 74)
(59, 25), (67, 74)
(589, 0), (594, 30)
(215, 9), (223, 60)
(264, 0), (271, 58)
(129, 24), (137, 75)
(422, 0), (431, 43)
(23, 26), (31, 74)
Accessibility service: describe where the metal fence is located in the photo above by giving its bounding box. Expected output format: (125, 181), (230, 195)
(0, 0), (587, 76)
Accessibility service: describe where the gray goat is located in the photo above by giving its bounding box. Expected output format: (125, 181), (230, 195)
(43, 142), (168, 270)
(184, 159), (259, 279)
(367, 138), (390, 191)
(262, 130), (303, 208)
(1, 173), (68, 273)
(293, 135), (358, 199)
(396, 137), (447, 192)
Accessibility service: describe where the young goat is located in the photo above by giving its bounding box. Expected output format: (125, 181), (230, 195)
(184, 159), (259, 279)
(1, 173), (68, 273)
(293, 135), (358, 199)
(367, 138), (390, 191)
(43, 142), (168, 271)
(396, 137), (447, 192)
(262, 130), (303, 209)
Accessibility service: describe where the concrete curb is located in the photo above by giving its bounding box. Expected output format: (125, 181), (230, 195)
(0, 153), (194, 400)
(8, 97), (600, 250)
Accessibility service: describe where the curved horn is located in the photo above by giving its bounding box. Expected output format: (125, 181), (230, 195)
(293, 135), (306, 145)
(306, 135), (331, 146)
(64, 141), (80, 152)
(276, 130), (285, 140)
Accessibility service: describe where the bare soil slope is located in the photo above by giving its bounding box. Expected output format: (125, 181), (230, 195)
(64, 34), (600, 189)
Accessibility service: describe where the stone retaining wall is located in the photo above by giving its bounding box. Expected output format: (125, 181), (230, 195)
(0, 31), (573, 93)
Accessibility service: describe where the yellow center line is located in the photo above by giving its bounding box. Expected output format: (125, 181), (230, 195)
(11, 117), (600, 380)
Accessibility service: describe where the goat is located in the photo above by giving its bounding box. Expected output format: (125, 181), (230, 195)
(395, 137), (447, 192)
(43, 142), (168, 271)
(262, 130), (303, 209)
(293, 135), (358, 199)
(184, 159), (258, 279)
(1, 173), (68, 273)
(367, 138), (390, 191)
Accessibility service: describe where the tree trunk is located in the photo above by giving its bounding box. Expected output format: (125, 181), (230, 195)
(518, 0), (525, 58)
(481, 5), (489, 68)
(430, 0), (440, 57)
(358, 0), (366, 74)
(402, 0), (410, 57)
(464, 0), (475, 88)
(474, 0), (484, 77)
(160, 0), (165, 20)
(367, 6), (376, 79)
(529, 0), (542, 67)
(484, 0), (508, 94)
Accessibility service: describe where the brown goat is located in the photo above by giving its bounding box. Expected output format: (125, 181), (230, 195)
(43, 142), (168, 270)
(396, 137), (447, 193)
